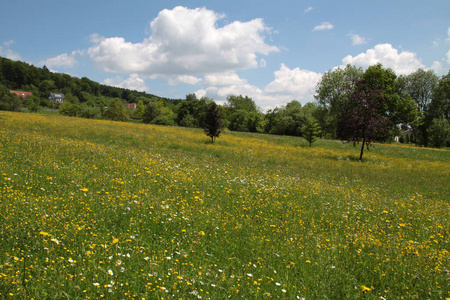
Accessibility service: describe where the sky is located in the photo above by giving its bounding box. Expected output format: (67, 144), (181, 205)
(1, 0), (449, 110)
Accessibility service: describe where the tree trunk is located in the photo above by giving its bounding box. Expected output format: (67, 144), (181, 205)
(359, 135), (365, 161)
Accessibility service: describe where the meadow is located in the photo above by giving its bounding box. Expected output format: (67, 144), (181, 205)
(0, 111), (449, 299)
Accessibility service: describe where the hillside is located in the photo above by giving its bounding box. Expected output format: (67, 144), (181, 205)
(1, 111), (449, 299)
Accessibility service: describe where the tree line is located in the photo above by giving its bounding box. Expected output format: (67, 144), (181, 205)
(1, 56), (449, 152)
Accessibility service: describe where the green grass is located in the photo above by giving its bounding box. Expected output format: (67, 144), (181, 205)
(0, 111), (449, 299)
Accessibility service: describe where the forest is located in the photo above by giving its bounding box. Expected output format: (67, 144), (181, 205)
(1, 56), (449, 149)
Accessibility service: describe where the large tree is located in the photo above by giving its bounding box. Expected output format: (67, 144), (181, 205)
(337, 64), (416, 160)
(314, 64), (363, 137)
(401, 69), (438, 114)
(337, 79), (391, 160)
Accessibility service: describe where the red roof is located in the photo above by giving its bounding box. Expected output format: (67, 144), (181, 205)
(123, 103), (137, 109)
(9, 90), (32, 98)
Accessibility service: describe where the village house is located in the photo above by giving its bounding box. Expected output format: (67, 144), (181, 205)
(48, 93), (65, 103)
(123, 103), (137, 110)
(9, 90), (32, 98)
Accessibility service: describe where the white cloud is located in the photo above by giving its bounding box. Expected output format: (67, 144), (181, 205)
(313, 22), (333, 31)
(88, 6), (278, 76)
(40, 50), (83, 69)
(341, 43), (425, 75)
(103, 74), (147, 91)
(304, 6), (314, 13)
(446, 27), (450, 42)
(195, 65), (321, 111)
(0, 40), (21, 60)
(446, 50), (450, 64)
(168, 75), (201, 85)
(431, 61), (446, 75)
(203, 72), (247, 86)
(348, 34), (368, 46)
(265, 63), (322, 101)
(259, 58), (267, 67)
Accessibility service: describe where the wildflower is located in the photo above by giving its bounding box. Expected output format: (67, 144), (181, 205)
(111, 238), (119, 245)
(93, 283), (100, 286)
(247, 273), (253, 277)
(108, 270), (114, 276)
(361, 285), (372, 292)
(199, 231), (205, 236)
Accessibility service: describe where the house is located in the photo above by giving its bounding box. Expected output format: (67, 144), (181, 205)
(9, 90), (32, 98)
(48, 93), (65, 103)
(123, 103), (137, 110)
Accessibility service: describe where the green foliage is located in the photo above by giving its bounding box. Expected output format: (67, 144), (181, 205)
(0, 93), (22, 111)
(204, 102), (223, 143)
(103, 98), (130, 122)
(175, 94), (210, 128)
(142, 101), (162, 124)
(265, 101), (317, 136)
(427, 117), (450, 148)
(26, 96), (41, 112)
(58, 101), (79, 117)
(131, 100), (146, 121)
(401, 68), (438, 113)
(314, 64), (363, 137)
(302, 119), (321, 146)
(225, 95), (263, 132)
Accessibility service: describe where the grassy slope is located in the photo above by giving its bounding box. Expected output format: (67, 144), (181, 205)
(0, 111), (449, 299)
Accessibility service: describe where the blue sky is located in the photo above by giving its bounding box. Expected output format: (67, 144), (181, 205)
(1, 0), (449, 110)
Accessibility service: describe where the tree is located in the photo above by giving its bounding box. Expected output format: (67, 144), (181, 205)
(225, 95), (263, 132)
(401, 69), (438, 113)
(131, 100), (146, 121)
(337, 79), (391, 160)
(315, 65), (363, 137)
(302, 119), (321, 147)
(0, 93), (22, 111)
(427, 117), (450, 148)
(103, 98), (130, 122)
(142, 101), (162, 124)
(204, 102), (223, 143)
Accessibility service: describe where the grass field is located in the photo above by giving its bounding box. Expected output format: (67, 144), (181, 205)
(0, 111), (449, 299)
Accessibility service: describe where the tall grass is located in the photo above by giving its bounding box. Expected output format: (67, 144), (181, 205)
(0, 111), (449, 299)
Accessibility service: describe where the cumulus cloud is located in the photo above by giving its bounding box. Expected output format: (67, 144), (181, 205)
(195, 65), (321, 111)
(0, 40), (21, 60)
(168, 75), (202, 85)
(88, 6), (278, 76)
(103, 74), (147, 91)
(313, 22), (333, 31)
(265, 64), (322, 101)
(348, 34), (368, 46)
(40, 50), (83, 69)
(304, 6), (314, 13)
(341, 43), (424, 75)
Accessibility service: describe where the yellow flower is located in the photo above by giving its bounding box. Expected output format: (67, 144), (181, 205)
(361, 286), (372, 292)
(111, 238), (119, 245)
(199, 231), (205, 236)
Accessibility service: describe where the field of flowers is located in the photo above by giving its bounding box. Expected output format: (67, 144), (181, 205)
(0, 111), (449, 299)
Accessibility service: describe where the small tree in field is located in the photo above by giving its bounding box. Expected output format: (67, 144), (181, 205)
(204, 102), (223, 143)
(337, 79), (391, 160)
(302, 119), (321, 146)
